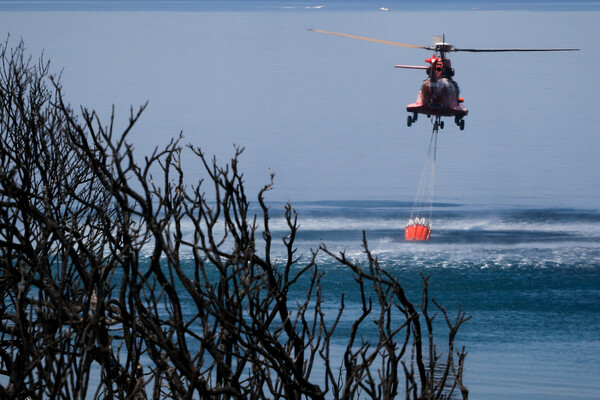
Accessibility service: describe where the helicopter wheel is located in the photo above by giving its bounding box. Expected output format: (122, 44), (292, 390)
(407, 115), (412, 127)
(440, 121), (445, 129)
(459, 119), (465, 131)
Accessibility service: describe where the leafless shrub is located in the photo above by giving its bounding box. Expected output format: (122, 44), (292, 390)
(0, 38), (469, 400)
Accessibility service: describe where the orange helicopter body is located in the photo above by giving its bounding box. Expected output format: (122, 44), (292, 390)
(407, 78), (467, 117)
(398, 55), (467, 129)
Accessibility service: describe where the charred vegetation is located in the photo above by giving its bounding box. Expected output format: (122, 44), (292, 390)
(0, 39), (469, 400)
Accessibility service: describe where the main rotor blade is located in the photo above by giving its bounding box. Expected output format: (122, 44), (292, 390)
(307, 29), (429, 49)
(395, 65), (428, 69)
(453, 47), (580, 52)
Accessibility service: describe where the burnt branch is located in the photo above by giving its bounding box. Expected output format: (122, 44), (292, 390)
(0, 38), (469, 400)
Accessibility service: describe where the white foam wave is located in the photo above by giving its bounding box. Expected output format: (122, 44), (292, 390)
(268, 216), (405, 232)
(116, 210), (600, 263)
(266, 214), (600, 237)
(435, 217), (600, 235)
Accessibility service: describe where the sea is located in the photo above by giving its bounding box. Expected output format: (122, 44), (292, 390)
(252, 200), (600, 399)
(1, 0), (599, 398)
(110, 199), (600, 399)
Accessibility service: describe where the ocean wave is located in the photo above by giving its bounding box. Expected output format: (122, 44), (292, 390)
(123, 203), (600, 263)
(262, 204), (600, 246)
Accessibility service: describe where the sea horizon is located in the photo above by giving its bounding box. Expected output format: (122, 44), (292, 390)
(1, 0), (600, 12)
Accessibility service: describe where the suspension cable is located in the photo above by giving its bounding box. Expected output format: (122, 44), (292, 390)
(409, 118), (438, 225)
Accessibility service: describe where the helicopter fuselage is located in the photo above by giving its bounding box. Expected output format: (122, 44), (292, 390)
(408, 77), (467, 118)
(400, 54), (467, 130)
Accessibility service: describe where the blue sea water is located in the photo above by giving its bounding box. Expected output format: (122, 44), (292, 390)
(149, 199), (600, 398)
(250, 200), (600, 399)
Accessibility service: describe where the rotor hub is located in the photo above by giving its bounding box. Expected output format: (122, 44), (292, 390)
(434, 42), (454, 53)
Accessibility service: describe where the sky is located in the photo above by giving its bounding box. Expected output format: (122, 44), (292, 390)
(1, 4), (598, 208)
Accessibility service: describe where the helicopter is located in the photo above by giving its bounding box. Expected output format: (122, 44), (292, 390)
(308, 29), (579, 131)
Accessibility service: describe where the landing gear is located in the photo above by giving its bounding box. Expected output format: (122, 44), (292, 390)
(433, 116), (442, 133)
(407, 113), (418, 127)
(415, 114), (464, 131)
(454, 116), (465, 131)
